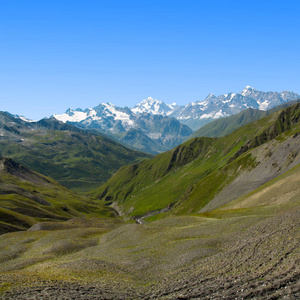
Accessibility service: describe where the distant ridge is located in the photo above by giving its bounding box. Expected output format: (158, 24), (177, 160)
(190, 98), (300, 138)
(51, 87), (300, 153)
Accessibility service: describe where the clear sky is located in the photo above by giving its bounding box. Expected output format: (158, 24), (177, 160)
(0, 0), (299, 120)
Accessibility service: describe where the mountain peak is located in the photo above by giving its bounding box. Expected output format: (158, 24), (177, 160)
(243, 85), (255, 91)
(205, 93), (216, 101)
(132, 97), (172, 115)
(141, 97), (161, 104)
(241, 85), (257, 96)
(9, 113), (34, 123)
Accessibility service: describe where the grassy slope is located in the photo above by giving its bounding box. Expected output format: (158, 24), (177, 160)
(190, 108), (265, 138)
(0, 117), (151, 193)
(0, 157), (119, 234)
(0, 171), (299, 298)
(93, 103), (300, 218)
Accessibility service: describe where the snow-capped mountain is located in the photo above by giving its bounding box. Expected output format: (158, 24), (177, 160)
(9, 113), (34, 123)
(54, 86), (299, 132)
(168, 86), (300, 130)
(132, 97), (177, 116)
(52, 86), (299, 152)
(54, 103), (134, 133)
(53, 101), (192, 154)
(239, 85), (300, 110)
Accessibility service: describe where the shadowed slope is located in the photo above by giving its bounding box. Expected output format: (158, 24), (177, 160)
(0, 157), (119, 234)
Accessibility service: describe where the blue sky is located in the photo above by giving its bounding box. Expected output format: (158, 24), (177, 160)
(0, 0), (299, 120)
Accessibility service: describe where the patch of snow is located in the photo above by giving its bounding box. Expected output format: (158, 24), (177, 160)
(200, 113), (214, 119)
(199, 110), (225, 119)
(213, 110), (225, 118)
(167, 103), (177, 109)
(102, 103), (134, 125)
(54, 110), (89, 123)
(259, 100), (270, 110)
(222, 93), (236, 103)
(194, 100), (208, 108)
(177, 115), (191, 120)
(19, 116), (35, 122)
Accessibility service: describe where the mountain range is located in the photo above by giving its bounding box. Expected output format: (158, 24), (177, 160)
(53, 101), (193, 154)
(53, 86), (299, 153)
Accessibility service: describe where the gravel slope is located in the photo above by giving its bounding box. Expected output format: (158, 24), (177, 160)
(1, 204), (299, 299)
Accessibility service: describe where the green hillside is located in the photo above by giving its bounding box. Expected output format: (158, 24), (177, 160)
(93, 103), (300, 219)
(0, 157), (120, 234)
(0, 113), (151, 192)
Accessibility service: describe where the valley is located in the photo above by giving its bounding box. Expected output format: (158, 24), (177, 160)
(2, 1), (300, 298)
(0, 101), (299, 299)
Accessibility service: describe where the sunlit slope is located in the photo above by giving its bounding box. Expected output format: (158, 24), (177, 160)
(93, 103), (300, 219)
(0, 157), (118, 234)
(217, 163), (300, 211)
